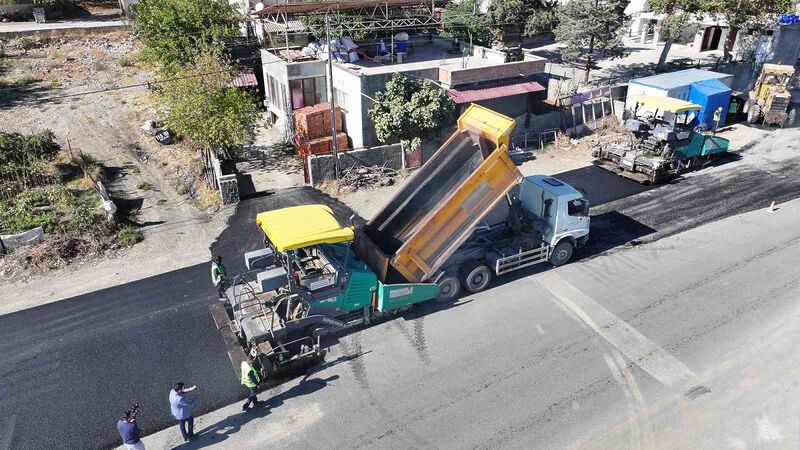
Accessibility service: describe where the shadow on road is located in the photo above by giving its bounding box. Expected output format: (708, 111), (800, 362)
(172, 373), (339, 449)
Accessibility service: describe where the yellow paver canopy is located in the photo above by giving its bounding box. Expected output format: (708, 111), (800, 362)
(629, 96), (702, 113)
(256, 204), (354, 252)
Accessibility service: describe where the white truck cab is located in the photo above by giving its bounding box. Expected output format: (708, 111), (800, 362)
(518, 175), (590, 249)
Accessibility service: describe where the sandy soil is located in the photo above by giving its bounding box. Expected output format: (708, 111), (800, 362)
(0, 34), (231, 314)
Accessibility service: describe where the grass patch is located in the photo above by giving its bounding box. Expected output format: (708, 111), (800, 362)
(14, 74), (39, 86)
(126, 207), (140, 223)
(117, 56), (135, 67)
(49, 80), (62, 89)
(128, 165), (141, 174)
(156, 199), (167, 205)
(117, 226), (143, 247)
(137, 181), (153, 191)
(160, 161), (168, 167)
(176, 185), (188, 195)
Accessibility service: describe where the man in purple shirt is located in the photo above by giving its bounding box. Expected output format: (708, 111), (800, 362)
(117, 411), (145, 450)
(169, 382), (198, 442)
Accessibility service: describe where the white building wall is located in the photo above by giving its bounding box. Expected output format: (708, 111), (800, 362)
(331, 65), (365, 149)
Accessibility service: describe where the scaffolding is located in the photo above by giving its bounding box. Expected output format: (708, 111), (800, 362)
(251, 0), (463, 36)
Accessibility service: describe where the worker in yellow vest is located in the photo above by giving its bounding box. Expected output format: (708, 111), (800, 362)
(241, 356), (262, 410)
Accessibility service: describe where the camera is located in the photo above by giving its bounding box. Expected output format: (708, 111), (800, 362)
(125, 403), (140, 421)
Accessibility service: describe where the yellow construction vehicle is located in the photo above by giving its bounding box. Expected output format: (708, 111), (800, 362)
(747, 63), (796, 127)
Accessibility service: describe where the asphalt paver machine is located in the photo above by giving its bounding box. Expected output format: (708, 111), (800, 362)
(593, 96), (729, 184)
(212, 105), (591, 379)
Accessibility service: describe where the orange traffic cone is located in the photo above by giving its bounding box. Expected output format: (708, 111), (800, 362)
(768, 201), (777, 213)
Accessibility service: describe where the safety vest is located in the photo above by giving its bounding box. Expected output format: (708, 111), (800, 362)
(241, 360), (260, 388)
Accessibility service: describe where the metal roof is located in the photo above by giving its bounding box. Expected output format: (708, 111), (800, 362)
(447, 80), (544, 104)
(258, 19), (307, 33)
(630, 69), (731, 90)
(230, 69), (259, 88)
(252, 0), (448, 16)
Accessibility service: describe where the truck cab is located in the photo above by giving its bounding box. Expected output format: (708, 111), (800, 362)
(517, 175), (589, 250)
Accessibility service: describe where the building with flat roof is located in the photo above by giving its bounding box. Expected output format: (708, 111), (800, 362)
(261, 34), (546, 148)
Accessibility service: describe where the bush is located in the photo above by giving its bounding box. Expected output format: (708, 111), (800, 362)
(0, 131), (60, 167)
(0, 185), (100, 234)
(117, 57), (134, 67)
(137, 181), (153, 191)
(117, 226), (143, 246)
(176, 185), (188, 195)
(273, 140), (296, 156)
(14, 74), (38, 86)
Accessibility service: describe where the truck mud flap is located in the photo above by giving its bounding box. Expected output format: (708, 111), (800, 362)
(209, 302), (248, 378)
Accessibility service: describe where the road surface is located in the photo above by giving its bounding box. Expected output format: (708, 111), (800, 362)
(142, 186), (800, 450)
(1, 127), (798, 449)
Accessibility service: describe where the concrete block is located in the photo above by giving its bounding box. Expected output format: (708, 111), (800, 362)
(245, 248), (275, 271)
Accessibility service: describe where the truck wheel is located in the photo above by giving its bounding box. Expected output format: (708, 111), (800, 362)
(549, 240), (574, 267)
(461, 264), (492, 293)
(435, 276), (460, 302)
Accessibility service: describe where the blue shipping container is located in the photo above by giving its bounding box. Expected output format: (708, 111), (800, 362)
(688, 78), (732, 129)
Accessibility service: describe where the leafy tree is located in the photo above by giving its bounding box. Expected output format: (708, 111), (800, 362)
(158, 50), (258, 155)
(368, 73), (455, 151)
(525, 1), (560, 37)
(133, 0), (241, 68)
(649, 0), (704, 67)
(705, 0), (793, 60)
(554, 0), (628, 81)
(442, 0), (493, 46)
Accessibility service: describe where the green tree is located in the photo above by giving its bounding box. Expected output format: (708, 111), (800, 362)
(368, 73), (455, 151)
(554, 0), (628, 81)
(442, 0), (493, 46)
(525, 1), (560, 37)
(705, 0), (793, 60)
(158, 50), (258, 156)
(133, 0), (241, 68)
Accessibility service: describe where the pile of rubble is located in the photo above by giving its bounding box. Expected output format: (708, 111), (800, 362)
(339, 165), (397, 191)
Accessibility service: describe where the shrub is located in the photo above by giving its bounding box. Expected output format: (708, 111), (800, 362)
(0, 131), (60, 167)
(137, 181), (153, 191)
(117, 226), (143, 246)
(117, 57), (134, 67)
(14, 74), (38, 86)
(176, 185), (188, 195)
(273, 140), (296, 156)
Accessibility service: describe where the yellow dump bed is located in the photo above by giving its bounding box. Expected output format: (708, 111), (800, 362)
(355, 104), (522, 283)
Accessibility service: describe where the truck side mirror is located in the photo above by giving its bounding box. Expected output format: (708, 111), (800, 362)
(582, 200), (590, 217)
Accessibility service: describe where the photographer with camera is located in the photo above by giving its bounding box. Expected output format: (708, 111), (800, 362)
(117, 406), (145, 450)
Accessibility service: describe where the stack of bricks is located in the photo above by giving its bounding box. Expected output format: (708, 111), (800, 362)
(293, 103), (348, 157)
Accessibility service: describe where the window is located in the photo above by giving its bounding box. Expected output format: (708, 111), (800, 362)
(290, 76), (328, 109)
(334, 88), (349, 112)
(568, 199), (587, 217)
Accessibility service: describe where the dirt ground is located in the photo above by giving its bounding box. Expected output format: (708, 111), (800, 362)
(0, 33), (232, 314)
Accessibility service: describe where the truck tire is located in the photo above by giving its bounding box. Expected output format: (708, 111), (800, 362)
(435, 276), (461, 302)
(549, 240), (574, 267)
(461, 264), (492, 294)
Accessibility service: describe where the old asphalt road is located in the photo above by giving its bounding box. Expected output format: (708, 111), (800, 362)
(1, 127), (798, 449)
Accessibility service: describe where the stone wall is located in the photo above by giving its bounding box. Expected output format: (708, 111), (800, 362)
(218, 174), (239, 205)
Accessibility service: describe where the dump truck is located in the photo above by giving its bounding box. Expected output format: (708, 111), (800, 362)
(211, 105), (590, 378)
(746, 63), (795, 127)
(593, 96), (730, 184)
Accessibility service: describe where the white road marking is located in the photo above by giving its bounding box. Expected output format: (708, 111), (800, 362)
(534, 271), (695, 389)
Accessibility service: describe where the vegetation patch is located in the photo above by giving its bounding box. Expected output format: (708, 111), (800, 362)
(0, 131), (142, 274)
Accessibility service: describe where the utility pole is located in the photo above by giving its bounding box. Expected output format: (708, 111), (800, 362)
(325, 14), (340, 181)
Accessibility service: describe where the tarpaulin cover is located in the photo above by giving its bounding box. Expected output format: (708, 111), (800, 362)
(688, 78), (732, 129)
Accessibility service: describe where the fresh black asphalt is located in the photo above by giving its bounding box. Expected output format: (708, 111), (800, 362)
(2, 153), (800, 449)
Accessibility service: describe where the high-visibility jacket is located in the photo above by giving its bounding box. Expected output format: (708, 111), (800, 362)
(211, 262), (226, 286)
(241, 360), (261, 388)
